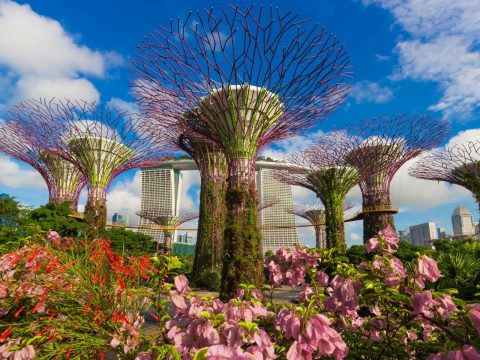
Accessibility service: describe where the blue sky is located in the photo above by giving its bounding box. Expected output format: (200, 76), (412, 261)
(0, 0), (479, 247)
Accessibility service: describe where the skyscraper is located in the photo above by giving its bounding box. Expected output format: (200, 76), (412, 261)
(451, 206), (475, 237)
(138, 167), (182, 243)
(112, 213), (129, 227)
(257, 167), (299, 253)
(138, 159), (299, 254)
(409, 222), (437, 248)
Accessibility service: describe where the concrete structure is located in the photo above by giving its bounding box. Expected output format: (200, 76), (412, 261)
(178, 232), (194, 244)
(138, 167), (182, 244)
(437, 227), (447, 239)
(112, 213), (129, 227)
(257, 168), (299, 253)
(139, 159), (299, 253)
(451, 206), (475, 237)
(409, 222), (437, 248)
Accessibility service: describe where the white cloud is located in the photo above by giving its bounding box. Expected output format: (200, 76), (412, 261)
(107, 98), (139, 115)
(0, 154), (46, 189)
(16, 77), (99, 103)
(0, 0), (123, 103)
(364, 0), (480, 119)
(349, 81), (394, 104)
(259, 130), (324, 161)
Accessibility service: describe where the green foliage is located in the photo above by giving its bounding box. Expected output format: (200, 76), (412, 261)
(197, 269), (221, 291)
(0, 196), (23, 220)
(221, 186), (263, 300)
(395, 240), (431, 263)
(27, 202), (85, 237)
(106, 227), (157, 256)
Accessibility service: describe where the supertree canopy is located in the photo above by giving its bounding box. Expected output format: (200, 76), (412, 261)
(0, 121), (86, 210)
(409, 140), (480, 214)
(345, 114), (449, 242)
(6, 98), (170, 233)
(275, 132), (379, 252)
(136, 210), (199, 252)
(132, 4), (351, 299)
(288, 202), (353, 249)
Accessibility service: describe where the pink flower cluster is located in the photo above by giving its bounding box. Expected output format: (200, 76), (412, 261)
(265, 246), (319, 287)
(165, 275), (276, 359)
(365, 225), (399, 254)
(276, 309), (348, 359)
(413, 290), (456, 319)
(371, 256), (406, 287)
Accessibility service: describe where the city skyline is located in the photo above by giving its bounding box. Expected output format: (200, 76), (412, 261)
(0, 0), (479, 248)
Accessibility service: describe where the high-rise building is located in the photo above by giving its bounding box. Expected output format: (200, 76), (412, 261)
(437, 227), (447, 239)
(112, 213), (129, 227)
(257, 167), (299, 254)
(451, 206), (475, 237)
(138, 167), (182, 244)
(409, 222), (437, 247)
(178, 232), (194, 244)
(138, 159), (299, 254)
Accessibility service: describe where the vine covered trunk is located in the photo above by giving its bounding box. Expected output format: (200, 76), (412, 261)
(220, 159), (263, 300)
(84, 186), (107, 237)
(314, 224), (326, 249)
(362, 191), (395, 242)
(323, 193), (346, 252)
(193, 177), (227, 282)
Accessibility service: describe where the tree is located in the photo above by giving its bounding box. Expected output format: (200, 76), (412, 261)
(106, 227), (158, 256)
(132, 4), (351, 299)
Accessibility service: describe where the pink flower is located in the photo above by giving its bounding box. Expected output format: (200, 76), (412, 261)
(267, 261), (282, 287)
(298, 284), (313, 302)
(276, 309), (301, 340)
(469, 309), (480, 336)
(462, 345), (480, 360)
(436, 294), (457, 319)
(417, 255), (442, 283)
(174, 275), (190, 295)
(316, 271), (329, 286)
(413, 291), (438, 319)
(47, 230), (60, 242)
(378, 225), (399, 253)
(365, 237), (379, 253)
(207, 345), (234, 359)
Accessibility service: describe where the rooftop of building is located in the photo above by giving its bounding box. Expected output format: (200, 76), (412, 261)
(452, 205), (472, 217)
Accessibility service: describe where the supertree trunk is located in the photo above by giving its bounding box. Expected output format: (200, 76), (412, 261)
(193, 174), (227, 279)
(361, 173), (395, 241)
(163, 230), (173, 251)
(84, 186), (107, 236)
(220, 158), (263, 300)
(313, 224), (326, 249)
(323, 192), (346, 252)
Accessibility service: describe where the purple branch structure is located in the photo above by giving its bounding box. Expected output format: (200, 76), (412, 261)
(409, 140), (480, 214)
(132, 4), (351, 298)
(0, 121), (86, 211)
(136, 210), (199, 252)
(6, 98), (170, 233)
(287, 202), (353, 249)
(346, 114), (449, 242)
(275, 131), (380, 252)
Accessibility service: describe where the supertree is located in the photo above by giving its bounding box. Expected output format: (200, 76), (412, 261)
(409, 141), (480, 214)
(6, 98), (170, 233)
(132, 4), (351, 298)
(275, 132), (379, 252)
(139, 112), (228, 282)
(345, 115), (449, 242)
(288, 202), (353, 249)
(0, 121), (86, 211)
(136, 210), (199, 252)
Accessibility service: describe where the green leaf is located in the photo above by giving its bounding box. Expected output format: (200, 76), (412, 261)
(192, 348), (208, 360)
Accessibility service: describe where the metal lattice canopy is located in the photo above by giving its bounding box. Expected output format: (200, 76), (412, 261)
(0, 121), (86, 208)
(6, 98), (171, 198)
(345, 114), (450, 202)
(409, 140), (480, 206)
(275, 131), (381, 198)
(132, 4), (351, 171)
(136, 210), (199, 231)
